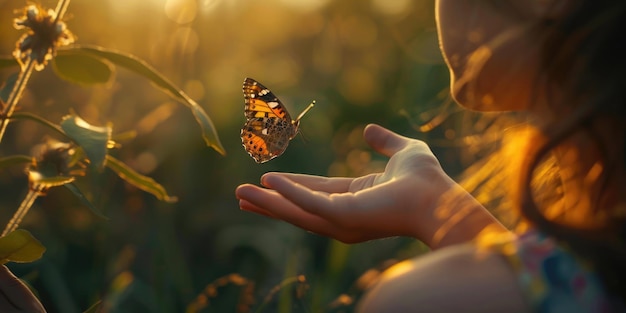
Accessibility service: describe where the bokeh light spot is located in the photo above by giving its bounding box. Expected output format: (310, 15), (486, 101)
(371, 0), (411, 16)
(338, 15), (378, 48)
(339, 67), (381, 105)
(278, 0), (331, 12)
(165, 0), (198, 24)
(135, 151), (158, 174)
(184, 79), (206, 101)
(172, 26), (199, 54)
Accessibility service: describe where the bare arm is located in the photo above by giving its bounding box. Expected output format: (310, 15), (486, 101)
(358, 244), (530, 313)
(236, 124), (508, 249)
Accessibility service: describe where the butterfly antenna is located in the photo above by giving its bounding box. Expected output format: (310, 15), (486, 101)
(298, 127), (310, 143)
(295, 100), (315, 122)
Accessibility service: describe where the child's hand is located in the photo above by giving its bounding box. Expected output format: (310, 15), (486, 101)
(236, 124), (504, 247)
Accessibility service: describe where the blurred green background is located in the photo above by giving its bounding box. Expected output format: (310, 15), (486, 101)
(0, 0), (462, 312)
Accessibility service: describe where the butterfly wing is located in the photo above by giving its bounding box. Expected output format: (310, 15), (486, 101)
(241, 78), (298, 163)
(241, 117), (294, 163)
(242, 78), (293, 121)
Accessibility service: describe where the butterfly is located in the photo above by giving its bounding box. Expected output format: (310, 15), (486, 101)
(241, 78), (315, 163)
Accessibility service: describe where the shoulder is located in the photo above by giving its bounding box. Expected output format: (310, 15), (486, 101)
(357, 243), (530, 313)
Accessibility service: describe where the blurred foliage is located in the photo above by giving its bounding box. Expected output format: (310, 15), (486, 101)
(0, 0), (469, 312)
(0, 229), (45, 264)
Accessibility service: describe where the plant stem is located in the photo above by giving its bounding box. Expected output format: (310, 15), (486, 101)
(1, 186), (40, 237)
(255, 275), (307, 313)
(53, 0), (71, 23)
(0, 58), (35, 144)
(0, 0), (71, 144)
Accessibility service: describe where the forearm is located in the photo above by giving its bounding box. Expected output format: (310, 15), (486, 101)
(415, 174), (509, 249)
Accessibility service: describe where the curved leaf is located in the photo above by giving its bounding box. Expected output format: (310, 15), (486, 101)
(105, 155), (178, 203)
(83, 300), (103, 313)
(10, 112), (68, 139)
(64, 183), (108, 220)
(60, 114), (111, 170)
(52, 51), (113, 86)
(0, 155), (32, 170)
(28, 171), (75, 188)
(0, 229), (45, 264)
(58, 45), (226, 156)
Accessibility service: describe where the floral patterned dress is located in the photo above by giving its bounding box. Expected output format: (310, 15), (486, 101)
(492, 230), (624, 313)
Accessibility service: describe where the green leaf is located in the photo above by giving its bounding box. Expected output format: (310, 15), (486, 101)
(1, 72), (18, 103)
(10, 112), (68, 139)
(60, 114), (111, 170)
(0, 229), (46, 264)
(64, 183), (108, 220)
(28, 171), (75, 188)
(0, 155), (32, 170)
(58, 45), (226, 156)
(83, 300), (102, 313)
(105, 155), (178, 203)
(0, 56), (19, 70)
(52, 51), (113, 86)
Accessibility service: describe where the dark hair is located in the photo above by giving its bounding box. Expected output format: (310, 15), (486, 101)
(519, 0), (626, 303)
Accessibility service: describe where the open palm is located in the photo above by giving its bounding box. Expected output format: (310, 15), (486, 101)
(236, 124), (482, 245)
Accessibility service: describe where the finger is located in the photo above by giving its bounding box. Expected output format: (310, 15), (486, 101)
(237, 181), (397, 243)
(239, 199), (277, 218)
(260, 174), (334, 211)
(236, 184), (342, 236)
(363, 124), (413, 157)
(263, 174), (397, 226)
(237, 184), (319, 220)
(261, 173), (353, 193)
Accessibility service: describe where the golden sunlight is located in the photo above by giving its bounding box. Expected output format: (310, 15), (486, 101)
(165, 0), (197, 24)
(277, 0), (331, 12)
(380, 260), (414, 281)
(371, 0), (412, 16)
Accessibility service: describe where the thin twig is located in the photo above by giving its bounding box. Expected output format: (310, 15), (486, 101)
(0, 0), (72, 144)
(53, 0), (71, 23)
(0, 58), (35, 143)
(1, 186), (40, 237)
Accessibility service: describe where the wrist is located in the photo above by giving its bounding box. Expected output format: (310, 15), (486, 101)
(410, 173), (507, 249)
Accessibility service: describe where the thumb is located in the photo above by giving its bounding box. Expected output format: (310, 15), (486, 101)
(363, 124), (411, 157)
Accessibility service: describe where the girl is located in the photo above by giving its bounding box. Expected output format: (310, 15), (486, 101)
(236, 0), (626, 311)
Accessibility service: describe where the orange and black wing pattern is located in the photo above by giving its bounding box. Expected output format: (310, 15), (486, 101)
(242, 78), (292, 121)
(240, 78), (297, 163)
